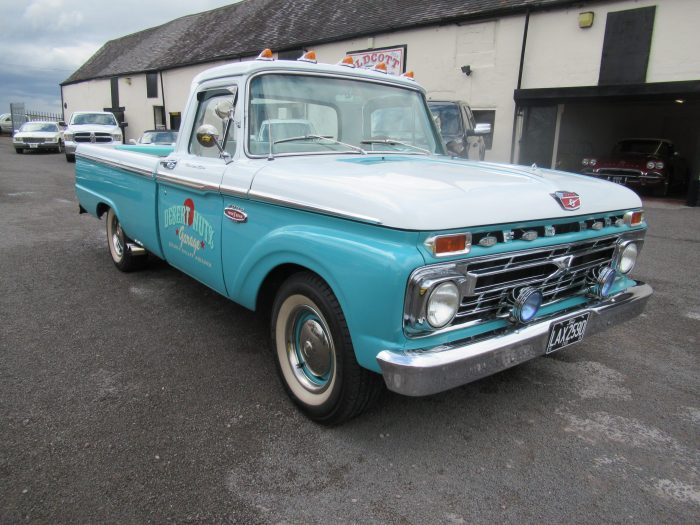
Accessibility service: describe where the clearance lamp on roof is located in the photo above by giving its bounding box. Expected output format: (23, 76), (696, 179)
(372, 62), (388, 73)
(256, 48), (274, 61)
(298, 51), (317, 63)
(338, 56), (355, 67)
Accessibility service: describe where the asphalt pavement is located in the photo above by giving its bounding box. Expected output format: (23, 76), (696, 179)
(1, 136), (699, 524)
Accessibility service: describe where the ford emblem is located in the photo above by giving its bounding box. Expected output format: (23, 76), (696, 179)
(224, 207), (248, 223)
(552, 191), (581, 211)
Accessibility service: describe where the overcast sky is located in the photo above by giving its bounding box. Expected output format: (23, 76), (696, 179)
(0, 0), (237, 115)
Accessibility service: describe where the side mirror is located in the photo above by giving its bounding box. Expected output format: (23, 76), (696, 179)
(196, 124), (220, 148)
(473, 123), (492, 136)
(58, 121), (66, 127)
(128, 139), (136, 144)
(214, 99), (234, 120)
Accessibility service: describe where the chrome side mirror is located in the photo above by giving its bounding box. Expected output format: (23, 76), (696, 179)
(195, 124), (220, 148)
(474, 123), (492, 135)
(214, 99), (234, 120)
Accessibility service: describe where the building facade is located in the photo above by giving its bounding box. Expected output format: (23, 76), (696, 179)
(61, 0), (700, 194)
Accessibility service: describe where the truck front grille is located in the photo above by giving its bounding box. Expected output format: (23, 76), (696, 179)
(74, 132), (113, 143)
(23, 137), (45, 144)
(453, 236), (618, 326)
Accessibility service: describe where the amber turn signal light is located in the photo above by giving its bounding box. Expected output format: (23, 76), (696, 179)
(425, 233), (472, 256)
(257, 48), (274, 61)
(624, 210), (644, 227)
(338, 56), (355, 67)
(298, 51), (317, 63)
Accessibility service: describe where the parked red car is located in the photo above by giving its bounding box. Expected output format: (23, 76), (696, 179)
(581, 138), (684, 196)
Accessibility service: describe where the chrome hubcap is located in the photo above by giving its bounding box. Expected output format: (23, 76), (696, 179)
(110, 215), (124, 258)
(285, 304), (335, 393)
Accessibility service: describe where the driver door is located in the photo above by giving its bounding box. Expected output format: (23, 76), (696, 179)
(156, 87), (236, 295)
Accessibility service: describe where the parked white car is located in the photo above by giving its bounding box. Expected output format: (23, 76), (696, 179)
(13, 121), (64, 154)
(0, 113), (13, 134)
(63, 111), (122, 163)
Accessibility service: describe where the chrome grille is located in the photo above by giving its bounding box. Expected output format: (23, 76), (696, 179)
(74, 132), (113, 143)
(453, 236), (618, 326)
(596, 168), (643, 178)
(23, 137), (45, 144)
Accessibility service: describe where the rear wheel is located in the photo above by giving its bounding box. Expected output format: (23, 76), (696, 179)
(66, 153), (75, 163)
(271, 272), (382, 425)
(106, 208), (147, 272)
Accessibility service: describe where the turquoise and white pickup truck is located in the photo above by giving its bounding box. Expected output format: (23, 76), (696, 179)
(75, 51), (652, 424)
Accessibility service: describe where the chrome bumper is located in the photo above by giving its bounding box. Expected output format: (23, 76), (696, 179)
(377, 283), (652, 396)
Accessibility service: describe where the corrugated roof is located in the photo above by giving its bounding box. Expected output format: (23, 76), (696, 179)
(63, 0), (581, 85)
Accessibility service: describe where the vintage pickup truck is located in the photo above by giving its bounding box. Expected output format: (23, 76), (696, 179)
(74, 51), (652, 424)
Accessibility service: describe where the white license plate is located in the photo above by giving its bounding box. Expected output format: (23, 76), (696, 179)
(546, 312), (590, 354)
(29, 143), (38, 148)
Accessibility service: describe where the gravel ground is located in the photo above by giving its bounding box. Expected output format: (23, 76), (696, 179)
(1, 136), (699, 524)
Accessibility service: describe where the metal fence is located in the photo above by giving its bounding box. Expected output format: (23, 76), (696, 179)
(26, 110), (63, 123)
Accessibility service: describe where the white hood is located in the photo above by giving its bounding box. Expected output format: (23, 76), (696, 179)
(250, 155), (642, 230)
(15, 131), (61, 139)
(67, 124), (120, 134)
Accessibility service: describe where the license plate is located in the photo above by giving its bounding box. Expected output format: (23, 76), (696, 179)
(546, 312), (590, 354)
(611, 176), (623, 184)
(29, 143), (38, 149)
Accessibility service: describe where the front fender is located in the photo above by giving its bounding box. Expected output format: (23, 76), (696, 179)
(222, 209), (423, 372)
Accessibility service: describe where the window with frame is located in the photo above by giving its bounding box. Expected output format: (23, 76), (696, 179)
(188, 88), (238, 158)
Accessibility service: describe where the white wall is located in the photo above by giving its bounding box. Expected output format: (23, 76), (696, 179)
(62, 78), (112, 122)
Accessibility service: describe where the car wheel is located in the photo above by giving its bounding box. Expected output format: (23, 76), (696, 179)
(15, 148), (23, 154)
(106, 208), (147, 272)
(66, 153), (75, 163)
(271, 272), (382, 425)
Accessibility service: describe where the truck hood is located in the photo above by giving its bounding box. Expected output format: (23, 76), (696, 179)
(67, 124), (120, 133)
(250, 155), (643, 230)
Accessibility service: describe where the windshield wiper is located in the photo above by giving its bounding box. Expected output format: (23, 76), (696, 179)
(273, 134), (366, 154)
(361, 139), (430, 155)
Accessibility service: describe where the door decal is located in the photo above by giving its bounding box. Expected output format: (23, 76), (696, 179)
(163, 198), (215, 267)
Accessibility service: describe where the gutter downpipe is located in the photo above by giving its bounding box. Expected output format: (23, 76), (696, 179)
(510, 8), (530, 164)
(160, 71), (166, 128)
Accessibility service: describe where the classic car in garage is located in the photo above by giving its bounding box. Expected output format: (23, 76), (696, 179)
(581, 138), (686, 196)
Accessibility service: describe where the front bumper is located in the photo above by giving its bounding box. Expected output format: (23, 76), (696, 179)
(15, 142), (60, 150)
(377, 282), (652, 396)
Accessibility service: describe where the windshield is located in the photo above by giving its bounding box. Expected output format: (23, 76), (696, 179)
(614, 140), (669, 156)
(428, 102), (462, 137)
(248, 73), (443, 156)
(20, 122), (58, 132)
(140, 131), (178, 144)
(71, 113), (118, 126)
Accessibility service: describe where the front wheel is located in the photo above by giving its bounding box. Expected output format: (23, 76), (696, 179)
(15, 148), (23, 154)
(271, 272), (382, 425)
(106, 208), (147, 272)
(66, 153), (75, 163)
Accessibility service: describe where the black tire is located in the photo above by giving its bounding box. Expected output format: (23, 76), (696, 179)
(57, 140), (64, 153)
(66, 153), (75, 163)
(15, 148), (23, 154)
(105, 208), (147, 272)
(271, 272), (382, 425)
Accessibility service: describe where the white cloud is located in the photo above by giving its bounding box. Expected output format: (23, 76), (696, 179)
(24, 0), (84, 31)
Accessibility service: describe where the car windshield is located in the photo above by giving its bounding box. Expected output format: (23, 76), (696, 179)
(71, 113), (117, 126)
(614, 140), (668, 156)
(428, 103), (462, 136)
(140, 131), (177, 144)
(20, 122), (58, 132)
(248, 73), (443, 156)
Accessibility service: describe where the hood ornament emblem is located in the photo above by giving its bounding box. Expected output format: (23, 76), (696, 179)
(552, 191), (581, 211)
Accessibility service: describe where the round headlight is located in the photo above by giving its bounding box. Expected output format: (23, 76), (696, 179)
(618, 243), (638, 274)
(582, 158), (590, 166)
(655, 161), (664, 169)
(593, 267), (616, 298)
(589, 158), (597, 166)
(511, 287), (543, 324)
(426, 281), (460, 328)
(646, 161), (655, 170)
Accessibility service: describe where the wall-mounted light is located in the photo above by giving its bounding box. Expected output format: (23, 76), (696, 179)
(460, 65), (472, 76)
(675, 99), (685, 104)
(125, 77), (132, 85)
(578, 11), (594, 28)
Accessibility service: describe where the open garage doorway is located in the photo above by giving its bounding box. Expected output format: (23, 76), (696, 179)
(514, 81), (700, 201)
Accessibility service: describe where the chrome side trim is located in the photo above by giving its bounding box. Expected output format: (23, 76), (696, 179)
(155, 172), (219, 193)
(379, 282), (652, 396)
(249, 190), (383, 225)
(76, 152), (153, 179)
(220, 185), (249, 198)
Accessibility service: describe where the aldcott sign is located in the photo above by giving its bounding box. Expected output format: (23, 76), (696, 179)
(347, 46), (406, 76)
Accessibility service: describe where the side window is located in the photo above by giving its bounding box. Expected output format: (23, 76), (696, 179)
(189, 89), (237, 158)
